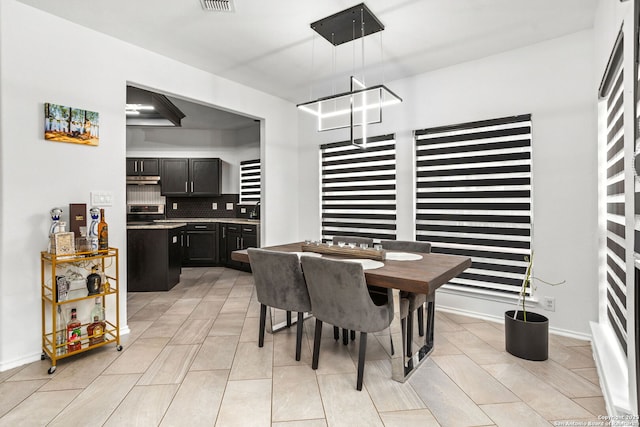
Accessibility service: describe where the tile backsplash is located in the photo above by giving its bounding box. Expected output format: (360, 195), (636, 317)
(166, 194), (239, 218)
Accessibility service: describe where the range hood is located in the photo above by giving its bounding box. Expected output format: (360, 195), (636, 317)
(126, 86), (186, 127)
(126, 175), (160, 185)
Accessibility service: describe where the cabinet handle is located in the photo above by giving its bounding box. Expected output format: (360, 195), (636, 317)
(134, 161), (138, 173)
(191, 182), (194, 193)
(185, 181), (188, 192)
(243, 228), (252, 232)
(241, 237), (244, 249)
(181, 234), (184, 246)
(236, 237), (240, 248)
(194, 225), (207, 229)
(187, 236), (190, 247)
(141, 161), (144, 173)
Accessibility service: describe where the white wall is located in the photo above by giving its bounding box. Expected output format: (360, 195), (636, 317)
(298, 29), (598, 337)
(0, 0), (297, 370)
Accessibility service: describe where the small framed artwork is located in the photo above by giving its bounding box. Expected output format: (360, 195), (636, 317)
(44, 103), (99, 146)
(54, 232), (76, 256)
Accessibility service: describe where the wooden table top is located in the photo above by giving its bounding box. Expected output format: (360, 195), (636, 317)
(231, 242), (472, 295)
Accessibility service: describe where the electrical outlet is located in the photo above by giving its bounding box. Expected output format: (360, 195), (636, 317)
(172, 203), (178, 210)
(240, 207), (246, 213)
(212, 203), (217, 210)
(226, 203), (234, 210)
(542, 296), (555, 312)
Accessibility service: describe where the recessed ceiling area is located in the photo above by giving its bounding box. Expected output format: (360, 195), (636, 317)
(17, 0), (597, 103)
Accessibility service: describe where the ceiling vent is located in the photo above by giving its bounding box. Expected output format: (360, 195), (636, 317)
(200, 0), (235, 12)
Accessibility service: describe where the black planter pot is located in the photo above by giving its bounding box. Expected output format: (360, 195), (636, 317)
(504, 310), (549, 361)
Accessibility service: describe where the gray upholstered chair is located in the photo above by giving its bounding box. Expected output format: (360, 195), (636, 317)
(247, 248), (311, 361)
(300, 256), (393, 391)
(380, 240), (431, 356)
(331, 235), (374, 246)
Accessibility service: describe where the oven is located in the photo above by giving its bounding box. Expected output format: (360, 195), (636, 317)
(126, 204), (166, 224)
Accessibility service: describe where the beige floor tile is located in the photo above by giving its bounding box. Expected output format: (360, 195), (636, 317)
(573, 397), (607, 417)
(572, 367), (601, 385)
(462, 322), (506, 351)
(431, 331), (464, 356)
(139, 314), (188, 339)
(347, 332), (391, 363)
(40, 346), (120, 391)
(169, 317), (214, 345)
(549, 334), (591, 348)
(104, 337), (169, 375)
(0, 389), (80, 427)
(209, 313), (246, 336)
(432, 354), (519, 405)
(229, 341), (273, 380)
(240, 315), (274, 344)
(465, 348), (518, 365)
(220, 297), (251, 315)
(549, 343), (596, 369)
(165, 297), (201, 316)
(272, 328), (311, 366)
(272, 420), (327, 427)
(517, 359), (602, 398)
(191, 336), (240, 371)
(229, 284), (254, 298)
(480, 402), (552, 427)
(5, 359), (69, 381)
(378, 409), (440, 427)
(189, 299), (224, 320)
(409, 359), (493, 427)
(440, 330), (497, 355)
(246, 299), (262, 318)
(128, 300), (174, 322)
(317, 373), (384, 427)
(483, 363), (593, 420)
(122, 320), (154, 345)
(0, 379), (49, 418)
(437, 310), (486, 324)
(206, 286), (233, 298)
(104, 384), (178, 426)
(216, 379), (272, 427)
(311, 339), (356, 375)
(48, 374), (140, 426)
(0, 366), (22, 383)
(272, 365), (325, 422)
(161, 370), (229, 426)
(137, 344), (199, 385)
(361, 360), (426, 412)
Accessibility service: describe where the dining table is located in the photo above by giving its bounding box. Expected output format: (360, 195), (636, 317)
(231, 241), (472, 383)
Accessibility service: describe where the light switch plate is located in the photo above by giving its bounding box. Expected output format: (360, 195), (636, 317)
(172, 203), (178, 210)
(90, 191), (113, 207)
(212, 203), (218, 210)
(226, 203), (234, 210)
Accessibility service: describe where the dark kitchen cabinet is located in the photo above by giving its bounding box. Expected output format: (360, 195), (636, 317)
(160, 158), (221, 196)
(126, 158), (159, 176)
(220, 223), (258, 271)
(127, 225), (183, 292)
(182, 223), (219, 266)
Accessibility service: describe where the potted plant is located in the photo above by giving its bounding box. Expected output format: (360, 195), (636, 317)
(504, 254), (564, 361)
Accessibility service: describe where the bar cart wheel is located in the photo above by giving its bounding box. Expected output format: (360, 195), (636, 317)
(117, 345), (123, 351)
(41, 352), (46, 361)
(48, 366), (56, 375)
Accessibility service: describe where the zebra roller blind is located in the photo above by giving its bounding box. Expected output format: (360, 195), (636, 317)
(415, 115), (532, 295)
(600, 29), (627, 354)
(320, 134), (396, 242)
(239, 159), (261, 205)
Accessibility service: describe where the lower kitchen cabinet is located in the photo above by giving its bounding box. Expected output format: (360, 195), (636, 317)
(182, 223), (219, 266)
(127, 226), (184, 292)
(220, 223), (258, 271)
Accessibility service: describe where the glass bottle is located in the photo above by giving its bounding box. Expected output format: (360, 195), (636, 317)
(88, 207), (100, 254)
(98, 208), (108, 251)
(86, 265), (102, 295)
(87, 298), (106, 346)
(56, 306), (66, 356)
(67, 308), (82, 352)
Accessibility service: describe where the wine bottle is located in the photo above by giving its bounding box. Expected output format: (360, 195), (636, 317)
(67, 308), (81, 352)
(87, 298), (106, 346)
(98, 208), (108, 251)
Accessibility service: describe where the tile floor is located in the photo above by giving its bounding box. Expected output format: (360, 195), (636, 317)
(0, 267), (606, 426)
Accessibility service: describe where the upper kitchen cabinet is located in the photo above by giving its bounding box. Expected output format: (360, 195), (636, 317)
(126, 158), (160, 176)
(160, 158), (221, 196)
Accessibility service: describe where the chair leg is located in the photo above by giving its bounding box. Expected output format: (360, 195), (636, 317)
(295, 312), (304, 361)
(286, 311), (292, 327)
(417, 305), (425, 337)
(350, 330), (356, 341)
(333, 326), (339, 340)
(389, 330), (395, 356)
(342, 328), (348, 345)
(400, 317), (406, 356)
(312, 319), (323, 370)
(357, 332), (367, 391)
(406, 311), (414, 357)
(258, 304), (267, 348)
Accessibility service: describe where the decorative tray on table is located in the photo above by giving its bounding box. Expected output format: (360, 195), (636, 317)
(300, 243), (386, 261)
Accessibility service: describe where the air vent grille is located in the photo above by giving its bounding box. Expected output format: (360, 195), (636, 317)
(200, 0), (235, 12)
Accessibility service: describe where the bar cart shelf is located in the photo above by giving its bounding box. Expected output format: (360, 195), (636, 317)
(40, 248), (122, 374)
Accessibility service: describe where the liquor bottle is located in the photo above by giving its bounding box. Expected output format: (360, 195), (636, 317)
(86, 265), (101, 295)
(56, 306), (66, 356)
(98, 208), (108, 251)
(87, 298), (106, 346)
(67, 308), (82, 352)
(88, 207), (100, 254)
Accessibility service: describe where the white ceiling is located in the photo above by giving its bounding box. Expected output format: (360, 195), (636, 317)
(19, 0), (597, 111)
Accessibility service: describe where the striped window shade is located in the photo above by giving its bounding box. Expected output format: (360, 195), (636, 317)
(320, 134), (397, 242)
(599, 29), (627, 354)
(239, 159), (261, 205)
(414, 115), (532, 295)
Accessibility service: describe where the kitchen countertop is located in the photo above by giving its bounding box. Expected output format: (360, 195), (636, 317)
(156, 218), (261, 225)
(127, 222), (188, 230)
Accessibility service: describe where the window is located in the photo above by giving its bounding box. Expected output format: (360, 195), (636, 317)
(320, 135), (396, 241)
(415, 115), (532, 295)
(239, 159), (261, 205)
(599, 29), (627, 354)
